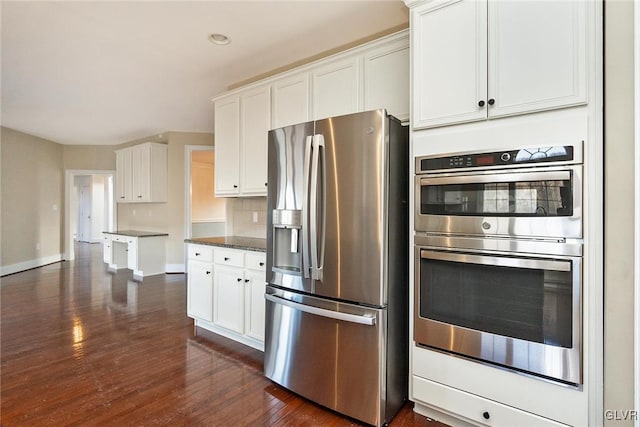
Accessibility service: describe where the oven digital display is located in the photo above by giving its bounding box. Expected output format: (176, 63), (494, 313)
(476, 155), (494, 166)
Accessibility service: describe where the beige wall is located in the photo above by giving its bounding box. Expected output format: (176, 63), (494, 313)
(63, 144), (117, 171)
(117, 131), (213, 267)
(604, 0), (635, 423)
(1, 127), (64, 267)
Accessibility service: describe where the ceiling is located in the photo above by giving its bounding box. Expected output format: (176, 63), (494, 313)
(1, 1), (409, 146)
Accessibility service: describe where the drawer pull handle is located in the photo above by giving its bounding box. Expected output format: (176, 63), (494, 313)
(206, 271), (211, 275)
(224, 257), (230, 261)
(259, 262), (265, 266)
(236, 278), (242, 282)
(244, 279), (250, 283)
(483, 411), (490, 420)
(195, 252), (201, 256)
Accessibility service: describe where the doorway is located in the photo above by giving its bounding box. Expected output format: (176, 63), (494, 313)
(184, 145), (226, 240)
(65, 170), (116, 261)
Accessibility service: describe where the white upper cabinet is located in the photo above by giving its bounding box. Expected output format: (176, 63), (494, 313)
(413, 0), (487, 128)
(240, 86), (270, 195)
(312, 56), (362, 120)
(487, 0), (587, 118)
(115, 148), (133, 201)
(411, 0), (587, 129)
(214, 95), (241, 196)
(214, 87), (270, 197)
(364, 38), (410, 122)
(212, 30), (409, 198)
(271, 72), (311, 129)
(115, 142), (167, 203)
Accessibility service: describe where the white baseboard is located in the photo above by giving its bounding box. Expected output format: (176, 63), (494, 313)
(165, 263), (185, 274)
(1, 254), (64, 276)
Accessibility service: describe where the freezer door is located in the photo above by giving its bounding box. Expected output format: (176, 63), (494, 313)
(267, 121), (315, 294)
(264, 286), (386, 426)
(313, 110), (387, 306)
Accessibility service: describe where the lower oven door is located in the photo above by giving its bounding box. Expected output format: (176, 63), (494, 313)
(414, 247), (582, 385)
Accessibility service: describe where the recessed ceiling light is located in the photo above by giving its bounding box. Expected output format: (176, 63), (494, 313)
(208, 33), (230, 46)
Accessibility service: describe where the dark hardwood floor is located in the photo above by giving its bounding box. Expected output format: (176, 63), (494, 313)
(1, 243), (444, 426)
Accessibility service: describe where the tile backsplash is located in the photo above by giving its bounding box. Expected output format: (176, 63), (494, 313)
(225, 197), (267, 239)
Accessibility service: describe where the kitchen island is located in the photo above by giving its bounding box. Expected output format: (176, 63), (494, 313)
(184, 236), (266, 351)
(103, 230), (168, 279)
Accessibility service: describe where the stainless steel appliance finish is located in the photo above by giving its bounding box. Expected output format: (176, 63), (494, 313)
(412, 144), (584, 385)
(414, 145), (583, 240)
(414, 244), (582, 385)
(265, 109), (409, 426)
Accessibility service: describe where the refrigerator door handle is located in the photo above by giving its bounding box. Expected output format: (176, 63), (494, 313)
(301, 135), (313, 279)
(265, 293), (376, 326)
(310, 134), (325, 281)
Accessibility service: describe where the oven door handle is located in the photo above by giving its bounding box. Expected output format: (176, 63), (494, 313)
(420, 249), (571, 272)
(419, 170), (571, 186)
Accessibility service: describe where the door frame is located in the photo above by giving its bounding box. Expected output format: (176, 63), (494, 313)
(183, 145), (219, 268)
(64, 169), (116, 261)
(634, 3), (640, 423)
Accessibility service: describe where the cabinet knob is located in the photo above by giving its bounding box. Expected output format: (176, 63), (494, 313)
(259, 262), (265, 266)
(120, 196), (125, 199)
(224, 257), (230, 261)
(488, 98), (495, 106)
(233, 185), (238, 188)
(195, 252), (201, 256)
(244, 279), (250, 283)
(264, 182), (268, 187)
(206, 271), (211, 275)
(483, 411), (490, 420)
(478, 100), (485, 107)
(236, 278), (242, 282)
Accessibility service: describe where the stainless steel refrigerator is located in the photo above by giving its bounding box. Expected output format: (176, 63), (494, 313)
(264, 109), (409, 426)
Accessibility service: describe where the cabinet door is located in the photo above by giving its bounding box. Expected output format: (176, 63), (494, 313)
(412, 0), (487, 129)
(187, 260), (214, 321)
(244, 271), (266, 342)
(103, 235), (112, 264)
(272, 72), (311, 129)
(487, 1), (587, 118)
(312, 56), (362, 120)
(132, 144), (151, 202)
(364, 38), (410, 122)
(240, 86), (270, 195)
(115, 149), (133, 202)
(213, 266), (245, 334)
(126, 238), (138, 270)
(214, 95), (240, 196)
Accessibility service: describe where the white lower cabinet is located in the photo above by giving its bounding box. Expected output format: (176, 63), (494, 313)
(213, 265), (245, 334)
(187, 259), (214, 322)
(244, 260), (267, 342)
(186, 244), (266, 350)
(412, 376), (567, 427)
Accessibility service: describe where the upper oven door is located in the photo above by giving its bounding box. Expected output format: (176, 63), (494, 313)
(414, 165), (582, 239)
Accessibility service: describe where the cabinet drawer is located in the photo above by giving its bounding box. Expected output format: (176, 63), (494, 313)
(214, 248), (245, 268)
(246, 251), (266, 272)
(188, 244), (213, 262)
(412, 375), (566, 427)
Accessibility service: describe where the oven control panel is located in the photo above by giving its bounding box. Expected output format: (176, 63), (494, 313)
(417, 145), (575, 173)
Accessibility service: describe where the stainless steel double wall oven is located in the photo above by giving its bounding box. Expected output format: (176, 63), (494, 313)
(414, 144), (583, 385)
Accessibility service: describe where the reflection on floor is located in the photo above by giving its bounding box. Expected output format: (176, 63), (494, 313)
(1, 242), (444, 426)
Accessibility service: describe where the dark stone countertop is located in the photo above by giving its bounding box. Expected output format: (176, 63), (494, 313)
(184, 236), (266, 252)
(103, 230), (169, 238)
